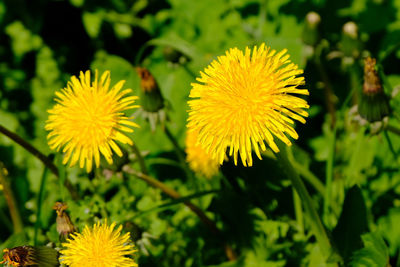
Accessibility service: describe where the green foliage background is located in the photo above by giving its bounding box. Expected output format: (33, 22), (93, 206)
(1, 0), (400, 266)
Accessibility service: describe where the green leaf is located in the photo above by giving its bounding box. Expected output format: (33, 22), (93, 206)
(350, 232), (389, 267)
(377, 208), (400, 255)
(343, 129), (376, 186)
(113, 23), (132, 39)
(146, 35), (203, 61)
(5, 21), (42, 59)
(0, 232), (27, 252)
(83, 11), (104, 38)
(332, 185), (368, 263)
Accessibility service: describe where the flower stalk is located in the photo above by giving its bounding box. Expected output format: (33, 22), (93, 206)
(163, 126), (196, 180)
(275, 142), (333, 262)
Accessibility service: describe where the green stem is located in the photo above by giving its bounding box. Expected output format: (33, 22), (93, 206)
(383, 130), (398, 163)
(286, 147), (326, 196)
(293, 188), (304, 237)
(164, 126), (185, 161)
(324, 126), (337, 227)
(315, 43), (336, 128)
(256, 0), (267, 40)
(147, 158), (182, 168)
(34, 166), (49, 245)
(131, 143), (149, 174)
(345, 64), (361, 108)
(163, 125), (195, 180)
(182, 64), (197, 79)
(0, 124), (79, 200)
(287, 147), (341, 217)
(0, 162), (24, 233)
(275, 142), (333, 261)
(386, 124), (400, 136)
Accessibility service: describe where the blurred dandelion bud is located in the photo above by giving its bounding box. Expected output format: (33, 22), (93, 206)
(340, 21), (362, 59)
(163, 46), (189, 65)
(343, 22), (358, 39)
(302, 11), (321, 47)
(53, 202), (76, 240)
(135, 67), (167, 131)
(358, 57), (390, 122)
(1, 245), (59, 267)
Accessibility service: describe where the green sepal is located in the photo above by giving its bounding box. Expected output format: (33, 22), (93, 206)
(358, 91), (390, 122)
(139, 88), (165, 113)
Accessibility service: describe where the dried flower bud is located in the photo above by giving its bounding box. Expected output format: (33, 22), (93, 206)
(358, 57), (390, 122)
(135, 67), (167, 130)
(136, 67), (165, 111)
(136, 67), (157, 93)
(53, 202), (76, 240)
(302, 11), (321, 46)
(363, 57), (382, 95)
(1, 246), (58, 267)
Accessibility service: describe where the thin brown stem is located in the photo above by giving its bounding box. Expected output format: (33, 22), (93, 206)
(0, 162), (24, 233)
(0, 124), (79, 200)
(124, 149), (237, 261)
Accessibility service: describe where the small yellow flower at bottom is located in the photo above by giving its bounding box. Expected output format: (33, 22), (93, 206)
(45, 70), (139, 172)
(60, 221), (138, 267)
(187, 43), (309, 166)
(185, 130), (219, 178)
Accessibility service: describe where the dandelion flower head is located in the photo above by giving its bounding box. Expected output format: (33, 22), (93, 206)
(45, 70), (139, 172)
(60, 220), (137, 267)
(187, 43), (309, 166)
(185, 130), (219, 178)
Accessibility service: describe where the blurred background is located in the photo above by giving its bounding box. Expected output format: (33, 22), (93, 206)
(1, 0), (400, 266)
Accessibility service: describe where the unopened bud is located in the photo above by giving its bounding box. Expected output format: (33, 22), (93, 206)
(343, 21), (358, 39)
(53, 202), (76, 240)
(136, 67), (164, 110)
(358, 57), (390, 122)
(135, 67), (167, 130)
(302, 11), (321, 46)
(306, 12), (321, 28)
(163, 46), (188, 64)
(340, 21), (362, 58)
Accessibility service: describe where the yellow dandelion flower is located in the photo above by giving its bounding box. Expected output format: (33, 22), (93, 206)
(45, 70), (139, 172)
(60, 221), (138, 267)
(185, 130), (219, 178)
(187, 43), (309, 166)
